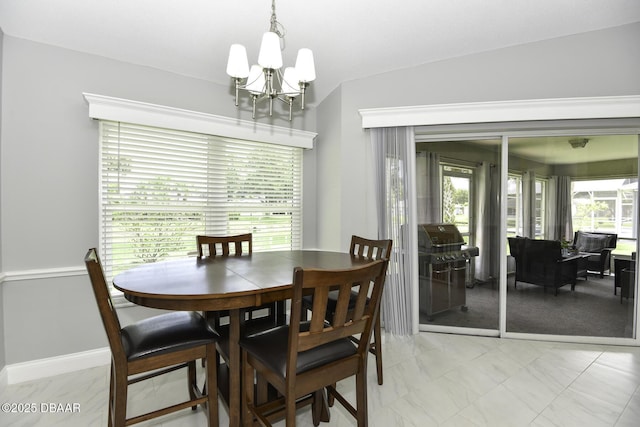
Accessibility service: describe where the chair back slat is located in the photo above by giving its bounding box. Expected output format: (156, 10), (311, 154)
(196, 233), (252, 257)
(329, 283), (353, 328)
(309, 286), (330, 332)
(84, 248), (126, 361)
(289, 259), (388, 358)
(351, 280), (370, 319)
(350, 235), (392, 261)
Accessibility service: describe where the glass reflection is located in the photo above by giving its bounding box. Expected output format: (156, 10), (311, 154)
(416, 139), (501, 330)
(506, 135), (637, 337)
(416, 134), (638, 338)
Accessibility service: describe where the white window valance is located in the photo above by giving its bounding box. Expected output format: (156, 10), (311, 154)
(359, 96), (640, 129)
(83, 93), (317, 149)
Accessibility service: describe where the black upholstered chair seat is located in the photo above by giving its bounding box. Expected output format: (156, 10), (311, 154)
(121, 311), (219, 361)
(214, 315), (283, 359)
(240, 324), (357, 377)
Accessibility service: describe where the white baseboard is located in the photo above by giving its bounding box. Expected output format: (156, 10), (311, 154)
(5, 347), (111, 385)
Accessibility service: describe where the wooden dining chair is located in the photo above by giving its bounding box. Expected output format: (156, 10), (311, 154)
(84, 248), (219, 427)
(197, 233), (253, 257)
(301, 235), (392, 385)
(196, 232), (285, 326)
(240, 259), (389, 427)
(196, 234), (285, 383)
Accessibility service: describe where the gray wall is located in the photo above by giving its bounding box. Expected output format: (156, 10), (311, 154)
(316, 22), (640, 250)
(315, 86), (345, 250)
(0, 35), (317, 364)
(1, 22), (639, 365)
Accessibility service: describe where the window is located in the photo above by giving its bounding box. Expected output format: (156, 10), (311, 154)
(534, 178), (546, 239)
(572, 178), (638, 242)
(507, 174), (546, 239)
(507, 174), (522, 236)
(442, 165), (473, 242)
(100, 121), (303, 281)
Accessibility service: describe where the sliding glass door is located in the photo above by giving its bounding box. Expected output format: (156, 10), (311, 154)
(417, 132), (638, 340)
(505, 134), (638, 338)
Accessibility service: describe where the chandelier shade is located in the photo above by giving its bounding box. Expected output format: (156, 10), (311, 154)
(226, 44), (250, 78)
(258, 32), (283, 69)
(226, 0), (316, 121)
(295, 48), (316, 83)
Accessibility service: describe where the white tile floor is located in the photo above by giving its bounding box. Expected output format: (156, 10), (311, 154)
(2, 332), (640, 426)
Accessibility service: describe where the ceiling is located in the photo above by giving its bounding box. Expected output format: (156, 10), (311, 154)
(504, 135), (638, 165)
(469, 135), (639, 165)
(1, 0), (639, 107)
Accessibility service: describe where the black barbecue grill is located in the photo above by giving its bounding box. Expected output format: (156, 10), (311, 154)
(418, 224), (479, 319)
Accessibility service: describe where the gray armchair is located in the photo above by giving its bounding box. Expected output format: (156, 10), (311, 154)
(572, 231), (617, 278)
(508, 237), (579, 296)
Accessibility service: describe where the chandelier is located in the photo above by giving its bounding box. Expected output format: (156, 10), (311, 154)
(225, 0), (316, 121)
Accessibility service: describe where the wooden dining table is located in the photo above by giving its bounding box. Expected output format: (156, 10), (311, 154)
(112, 250), (372, 427)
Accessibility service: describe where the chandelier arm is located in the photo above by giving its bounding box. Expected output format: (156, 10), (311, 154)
(251, 95), (258, 119)
(233, 78), (242, 106)
(273, 96), (296, 121)
(299, 82), (309, 110)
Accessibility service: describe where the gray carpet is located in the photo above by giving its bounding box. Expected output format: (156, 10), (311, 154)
(420, 275), (634, 338)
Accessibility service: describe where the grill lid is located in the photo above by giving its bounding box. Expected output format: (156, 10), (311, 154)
(418, 223), (465, 251)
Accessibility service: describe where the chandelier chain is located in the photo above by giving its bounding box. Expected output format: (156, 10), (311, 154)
(270, 0), (286, 39)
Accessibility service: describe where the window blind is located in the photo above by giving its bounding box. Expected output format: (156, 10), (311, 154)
(99, 121), (302, 282)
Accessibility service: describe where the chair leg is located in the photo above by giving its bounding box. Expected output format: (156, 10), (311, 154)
(311, 389), (326, 426)
(108, 365), (114, 427)
(241, 351), (254, 427)
(112, 363), (128, 427)
(372, 313), (383, 385)
(206, 343), (219, 427)
(327, 383), (336, 407)
(285, 393), (297, 426)
(355, 369), (368, 427)
(256, 373), (269, 405)
(188, 360), (198, 410)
